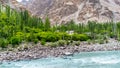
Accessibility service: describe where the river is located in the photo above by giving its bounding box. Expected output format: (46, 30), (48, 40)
(0, 51), (120, 68)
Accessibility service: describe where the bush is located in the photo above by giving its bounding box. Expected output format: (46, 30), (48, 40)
(26, 33), (37, 42)
(66, 40), (71, 45)
(36, 32), (60, 42)
(25, 33), (31, 42)
(72, 41), (80, 46)
(57, 40), (66, 46)
(16, 32), (24, 40)
(17, 44), (29, 51)
(44, 40), (66, 47)
(109, 32), (115, 38)
(17, 45), (23, 51)
(9, 36), (22, 46)
(87, 39), (92, 44)
(45, 42), (59, 47)
(16, 32), (24, 37)
(33, 39), (39, 44)
(45, 33), (59, 42)
(51, 42), (59, 47)
(0, 38), (8, 48)
(41, 40), (46, 45)
(57, 32), (71, 40)
(72, 34), (89, 41)
(31, 28), (42, 33)
(98, 39), (104, 44)
(24, 27), (31, 33)
(44, 43), (51, 47)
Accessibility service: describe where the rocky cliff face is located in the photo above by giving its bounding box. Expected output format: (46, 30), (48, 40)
(3, 0), (120, 24)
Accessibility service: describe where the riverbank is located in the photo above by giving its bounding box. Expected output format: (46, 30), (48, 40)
(0, 39), (120, 62)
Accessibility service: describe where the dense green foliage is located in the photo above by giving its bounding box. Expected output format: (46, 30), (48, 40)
(0, 4), (120, 49)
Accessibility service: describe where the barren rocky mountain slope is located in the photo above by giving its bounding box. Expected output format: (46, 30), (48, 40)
(1, 0), (120, 24)
(25, 0), (120, 24)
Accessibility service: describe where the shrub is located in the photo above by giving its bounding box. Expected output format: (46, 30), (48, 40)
(45, 33), (59, 42)
(45, 42), (59, 48)
(87, 39), (92, 44)
(72, 34), (79, 41)
(31, 28), (42, 33)
(26, 33), (37, 42)
(9, 36), (22, 46)
(36, 32), (60, 42)
(70, 41), (80, 46)
(0, 38), (8, 48)
(17, 45), (23, 51)
(72, 41), (80, 46)
(25, 33), (31, 42)
(57, 40), (66, 46)
(7, 48), (14, 51)
(72, 34), (89, 41)
(51, 42), (59, 47)
(16, 32), (24, 40)
(24, 27), (31, 33)
(33, 39), (39, 44)
(17, 44), (29, 51)
(36, 33), (42, 40)
(44, 43), (51, 47)
(57, 32), (71, 40)
(41, 40), (46, 45)
(66, 40), (71, 45)
(109, 32), (115, 38)
(79, 34), (89, 41)
(16, 32), (24, 37)
(98, 39), (104, 44)
(45, 40), (70, 47)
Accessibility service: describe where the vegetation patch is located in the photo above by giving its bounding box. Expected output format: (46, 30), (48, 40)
(0, 4), (120, 49)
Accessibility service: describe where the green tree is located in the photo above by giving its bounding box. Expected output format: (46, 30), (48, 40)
(44, 17), (51, 31)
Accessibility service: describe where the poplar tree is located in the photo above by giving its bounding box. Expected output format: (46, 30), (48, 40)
(44, 17), (51, 31)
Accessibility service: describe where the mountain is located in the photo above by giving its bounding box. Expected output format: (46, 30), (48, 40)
(20, 0), (29, 5)
(24, 0), (120, 24)
(2, 0), (120, 24)
(0, 0), (21, 9)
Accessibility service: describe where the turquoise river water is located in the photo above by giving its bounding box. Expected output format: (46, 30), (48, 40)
(1, 51), (120, 68)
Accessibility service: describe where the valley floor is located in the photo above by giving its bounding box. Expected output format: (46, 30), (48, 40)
(0, 39), (120, 63)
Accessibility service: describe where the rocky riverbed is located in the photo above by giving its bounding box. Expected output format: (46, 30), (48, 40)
(0, 39), (120, 62)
